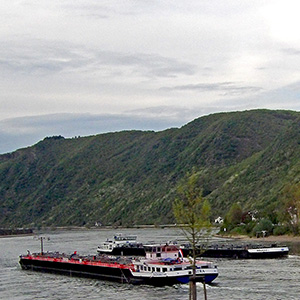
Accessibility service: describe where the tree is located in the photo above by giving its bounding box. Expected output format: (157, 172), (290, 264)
(252, 218), (273, 237)
(173, 171), (211, 300)
(227, 202), (243, 225)
(223, 202), (243, 232)
(279, 183), (300, 235)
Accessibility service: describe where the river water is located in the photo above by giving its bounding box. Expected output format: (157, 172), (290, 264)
(0, 228), (299, 300)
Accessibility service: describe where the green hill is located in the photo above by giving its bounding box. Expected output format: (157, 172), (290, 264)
(1, 109), (300, 228)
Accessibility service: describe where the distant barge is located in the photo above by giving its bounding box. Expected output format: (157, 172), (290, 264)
(19, 244), (218, 286)
(181, 244), (289, 259)
(0, 228), (33, 236)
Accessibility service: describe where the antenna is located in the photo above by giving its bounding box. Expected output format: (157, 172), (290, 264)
(35, 236), (50, 254)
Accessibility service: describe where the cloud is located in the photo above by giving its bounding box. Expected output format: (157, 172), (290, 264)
(0, 40), (84, 76)
(94, 52), (196, 78)
(281, 48), (300, 56)
(59, 1), (164, 19)
(1, 0), (300, 154)
(160, 82), (263, 96)
(0, 39), (195, 79)
(211, 81), (300, 111)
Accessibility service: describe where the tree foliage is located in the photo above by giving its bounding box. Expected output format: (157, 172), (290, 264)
(173, 171), (211, 300)
(173, 172), (211, 243)
(279, 183), (300, 235)
(226, 202), (243, 226)
(252, 218), (274, 235)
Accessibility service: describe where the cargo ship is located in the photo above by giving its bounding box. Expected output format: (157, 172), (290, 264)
(19, 244), (218, 286)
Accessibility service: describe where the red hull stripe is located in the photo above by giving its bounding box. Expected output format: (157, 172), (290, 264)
(23, 256), (134, 270)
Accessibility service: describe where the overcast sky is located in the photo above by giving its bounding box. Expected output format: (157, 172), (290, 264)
(1, 0), (300, 154)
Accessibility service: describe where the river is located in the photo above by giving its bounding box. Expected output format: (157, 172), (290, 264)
(0, 228), (299, 300)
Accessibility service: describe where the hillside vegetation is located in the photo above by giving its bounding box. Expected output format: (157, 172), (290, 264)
(1, 109), (300, 230)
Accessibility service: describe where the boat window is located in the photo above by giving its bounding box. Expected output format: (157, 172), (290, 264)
(152, 267), (155, 272)
(156, 267), (161, 272)
(162, 268), (167, 272)
(157, 253), (161, 258)
(157, 247), (161, 252)
(148, 267), (151, 271)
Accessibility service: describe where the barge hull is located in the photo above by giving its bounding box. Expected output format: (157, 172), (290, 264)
(19, 257), (217, 286)
(98, 248), (146, 257)
(200, 247), (289, 259)
(19, 258), (138, 284)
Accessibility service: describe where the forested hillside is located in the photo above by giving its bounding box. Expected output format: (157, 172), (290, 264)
(1, 109), (300, 229)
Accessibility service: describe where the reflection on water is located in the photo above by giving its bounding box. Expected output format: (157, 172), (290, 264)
(1, 228), (299, 300)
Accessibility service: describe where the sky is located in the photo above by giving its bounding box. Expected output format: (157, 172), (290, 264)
(1, 0), (300, 154)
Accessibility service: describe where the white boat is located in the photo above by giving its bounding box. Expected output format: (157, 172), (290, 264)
(97, 234), (145, 256)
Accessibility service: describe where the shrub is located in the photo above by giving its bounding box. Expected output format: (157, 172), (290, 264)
(230, 225), (247, 236)
(252, 218), (273, 236)
(273, 225), (290, 236)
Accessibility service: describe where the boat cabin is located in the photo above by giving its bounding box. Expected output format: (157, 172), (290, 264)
(144, 244), (180, 260)
(100, 234), (138, 251)
(113, 234), (137, 242)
